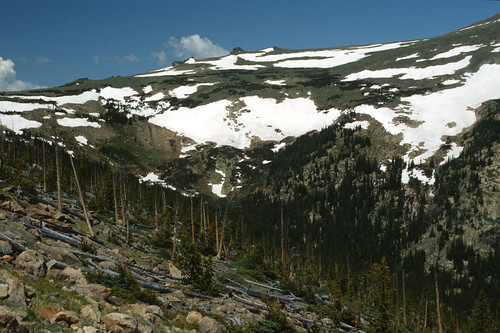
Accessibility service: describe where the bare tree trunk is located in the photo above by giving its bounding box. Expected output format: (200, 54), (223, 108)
(112, 173), (119, 225)
(402, 268), (407, 325)
(154, 193), (158, 231)
(435, 270), (443, 333)
(215, 210), (219, 254)
(423, 297), (428, 330)
(217, 204), (229, 258)
(199, 198), (203, 235)
(172, 199), (179, 259)
(70, 156), (94, 237)
(281, 203), (285, 268)
(190, 196), (194, 244)
(42, 141), (46, 192)
(396, 264), (400, 325)
(53, 118), (62, 212)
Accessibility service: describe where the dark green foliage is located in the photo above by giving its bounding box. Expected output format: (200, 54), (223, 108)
(251, 303), (295, 333)
(178, 242), (216, 295)
(368, 257), (394, 333)
(468, 290), (495, 333)
(85, 265), (158, 304)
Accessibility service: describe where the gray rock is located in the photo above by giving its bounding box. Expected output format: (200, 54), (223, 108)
(13, 249), (46, 276)
(198, 316), (228, 333)
(5, 277), (26, 308)
(49, 311), (79, 326)
(80, 304), (101, 323)
(104, 312), (140, 333)
(0, 305), (28, 333)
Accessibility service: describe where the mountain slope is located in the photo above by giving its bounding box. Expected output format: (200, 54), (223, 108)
(1, 13), (499, 197)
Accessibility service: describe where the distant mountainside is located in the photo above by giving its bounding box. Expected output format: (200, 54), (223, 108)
(1, 13), (500, 323)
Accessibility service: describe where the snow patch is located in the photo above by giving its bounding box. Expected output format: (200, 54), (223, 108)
(0, 114), (41, 134)
(75, 135), (88, 145)
(57, 118), (101, 128)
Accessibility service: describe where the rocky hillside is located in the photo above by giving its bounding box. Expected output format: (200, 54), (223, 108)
(0, 183), (363, 333)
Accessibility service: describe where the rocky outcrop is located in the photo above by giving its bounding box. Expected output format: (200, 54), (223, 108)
(0, 305), (28, 333)
(198, 316), (227, 333)
(13, 249), (46, 276)
(104, 312), (139, 333)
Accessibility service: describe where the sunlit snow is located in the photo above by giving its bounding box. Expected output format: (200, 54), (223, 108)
(344, 56), (472, 81)
(149, 97), (341, 149)
(0, 114), (41, 134)
(429, 45), (482, 60)
(57, 118), (101, 128)
(354, 64), (500, 167)
(75, 135), (88, 145)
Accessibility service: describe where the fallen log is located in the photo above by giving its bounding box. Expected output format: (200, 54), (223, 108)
(19, 190), (85, 221)
(0, 232), (29, 252)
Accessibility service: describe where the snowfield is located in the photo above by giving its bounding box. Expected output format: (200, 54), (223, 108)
(57, 117), (101, 128)
(0, 114), (41, 134)
(344, 56), (472, 81)
(149, 97), (341, 149)
(354, 64), (500, 167)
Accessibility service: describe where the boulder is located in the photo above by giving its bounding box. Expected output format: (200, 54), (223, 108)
(39, 245), (80, 266)
(128, 303), (148, 316)
(75, 283), (111, 301)
(82, 326), (99, 333)
(98, 260), (117, 270)
(80, 304), (100, 323)
(168, 263), (183, 278)
(0, 283), (8, 299)
(13, 249), (46, 276)
(5, 277), (26, 308)
(104, 313), (139, 333)
(186, 311), (202, 324)
(146, 305), (163, 317)
(0, 305), (28, 333)
(198, 316), (228, 333)
(35, 305), (61, 321)
(61, 267), (85, 282)
(49, 311), (79, 326)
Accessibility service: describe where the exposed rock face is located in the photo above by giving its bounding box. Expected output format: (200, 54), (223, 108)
(168, 263), (182, 278)
(80, 305), (101, 323)
(75, 283), (111, 301)
(104, 312), (140, 333)
(198, 316), (228, 333)
(186, 310), (202, 323)
(35, 305), (62, 321)
(5, 277), (26, 308)
(13, 249), (46, 276)
(0, 305), (28, 333)
(49, 310), (79, 326)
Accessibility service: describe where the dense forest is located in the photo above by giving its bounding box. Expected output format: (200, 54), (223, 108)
(0, 99), (499, 331)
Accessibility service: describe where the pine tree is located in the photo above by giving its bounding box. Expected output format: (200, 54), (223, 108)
(369, 257), (395, 333)
(469, 290), (494, 333)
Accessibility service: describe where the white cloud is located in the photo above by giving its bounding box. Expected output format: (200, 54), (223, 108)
(0, 57), (42, 92)
(93, 55), (100, 64)
(124, 54), (138, 62)
(168, 34), (228, 60)
(152, 51), (167, 65)
(33, 56), (52, 65)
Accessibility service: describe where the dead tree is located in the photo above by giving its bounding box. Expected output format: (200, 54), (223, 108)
(69, 156), (94, 237)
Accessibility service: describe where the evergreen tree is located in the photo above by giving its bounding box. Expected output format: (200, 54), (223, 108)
(469, 290), (494, 333)
(369, 257), (395, 333)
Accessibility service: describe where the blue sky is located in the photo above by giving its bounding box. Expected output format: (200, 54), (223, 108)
(0, 0), (498, 91)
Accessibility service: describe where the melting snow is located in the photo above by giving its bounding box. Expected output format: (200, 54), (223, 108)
(345, 121), (369, 130)
(143, 85), (153, 94)
(396, 53), (419, 61)
(149, 97), (341, 149)
(354, 63), (500, 165)
(57, 118), (101, 128)
(0, 101), (48, 112)
(429, 45), (482, 60)
(168, 83), (215, 99)
(265, 79), (286, 85)
(75, 135), (88, 145)
(271, 142), (286, 152)
(439, 143), (464, 165)
(344, 56), (472, 81)
(0, 114), (41, 134)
